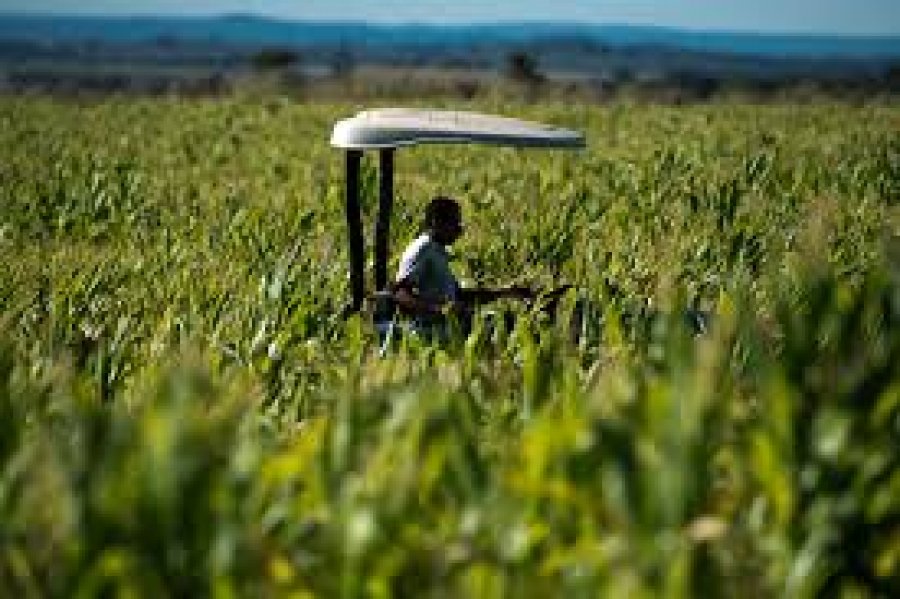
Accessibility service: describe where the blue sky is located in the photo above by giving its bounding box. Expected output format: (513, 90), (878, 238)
(2, 1), (899, 36)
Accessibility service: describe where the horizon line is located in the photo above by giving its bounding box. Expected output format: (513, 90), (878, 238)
(1, 11), (900, 39)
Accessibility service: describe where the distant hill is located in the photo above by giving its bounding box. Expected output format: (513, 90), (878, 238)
(2, 13), (899, 98)
(1, 13), (899, 59)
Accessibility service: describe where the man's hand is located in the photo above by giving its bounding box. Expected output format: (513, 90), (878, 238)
(506, 285), (535, 300)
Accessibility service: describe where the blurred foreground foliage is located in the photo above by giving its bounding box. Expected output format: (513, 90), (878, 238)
(1, 97), (899, 597)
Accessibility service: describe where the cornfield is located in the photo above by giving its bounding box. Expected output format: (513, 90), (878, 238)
(1, 96), (899, 597)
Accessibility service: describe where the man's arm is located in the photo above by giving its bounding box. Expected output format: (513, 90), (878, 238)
(392, 284), (528, 315)
(459, 284), (574, 307)
(457, 285), (534, 305)
(391, 281), (571, 315)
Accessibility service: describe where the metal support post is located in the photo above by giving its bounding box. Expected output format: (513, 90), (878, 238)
(344, 150), (365, 314)
(375, 148), (395, 292)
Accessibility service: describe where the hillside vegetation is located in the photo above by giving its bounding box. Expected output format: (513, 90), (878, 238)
(1, 97), (899, 597)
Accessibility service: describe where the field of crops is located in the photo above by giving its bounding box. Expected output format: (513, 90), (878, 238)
(1, 96), (899, 597)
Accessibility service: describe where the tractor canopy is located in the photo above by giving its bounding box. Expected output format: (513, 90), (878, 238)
(331, 108), (585, 150)
(329, 108), (585, 314)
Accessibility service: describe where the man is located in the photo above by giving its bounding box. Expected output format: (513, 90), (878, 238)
(391, 196), (533, 335)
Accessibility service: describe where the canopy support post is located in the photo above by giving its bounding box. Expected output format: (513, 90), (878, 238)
(344, 150), (365, 315)
(375, 148), (395, 292)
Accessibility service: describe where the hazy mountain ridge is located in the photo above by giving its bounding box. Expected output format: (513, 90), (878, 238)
(1, 13), (899, 58)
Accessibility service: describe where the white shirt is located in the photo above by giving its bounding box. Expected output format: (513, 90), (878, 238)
(395, 233), (459, 303)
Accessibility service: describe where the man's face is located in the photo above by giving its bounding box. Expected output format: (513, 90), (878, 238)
(434, 207), (464, 245)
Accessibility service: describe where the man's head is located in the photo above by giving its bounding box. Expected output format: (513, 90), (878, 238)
(424, 195), (464, 245)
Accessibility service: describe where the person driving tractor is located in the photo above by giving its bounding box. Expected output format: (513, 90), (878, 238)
(391, 195), (535, 334)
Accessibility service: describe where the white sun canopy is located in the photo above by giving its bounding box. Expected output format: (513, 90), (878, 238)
(330, 108), (585, 150)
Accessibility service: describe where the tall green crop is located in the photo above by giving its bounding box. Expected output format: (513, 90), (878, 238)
(1, 96), (898, 596)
